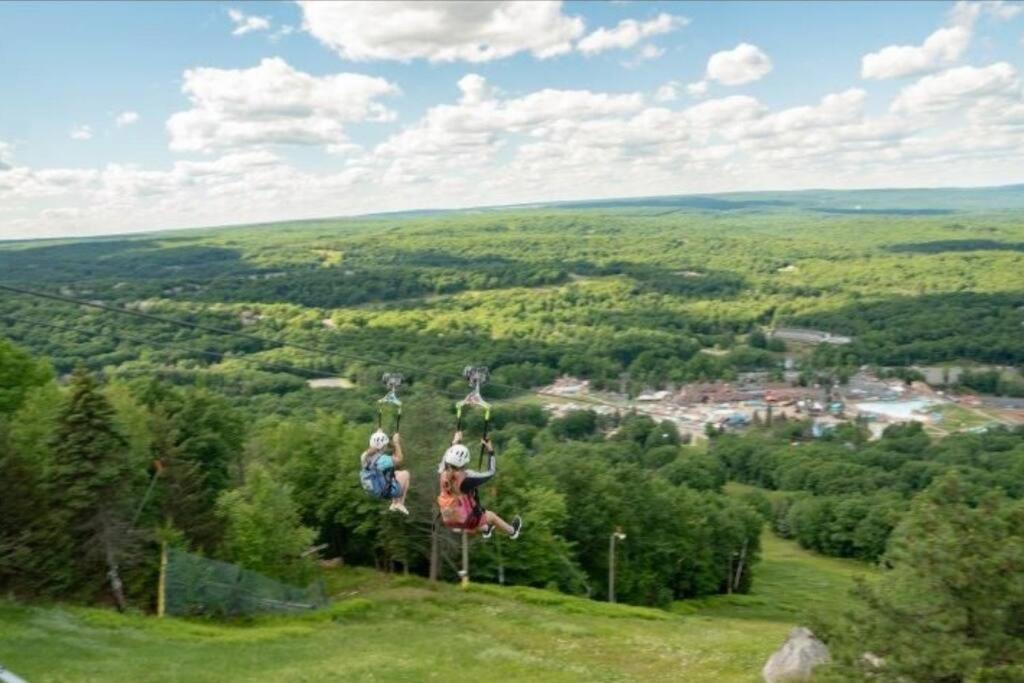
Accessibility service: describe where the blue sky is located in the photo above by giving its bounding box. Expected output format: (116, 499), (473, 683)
(1, 0), (1023, 238)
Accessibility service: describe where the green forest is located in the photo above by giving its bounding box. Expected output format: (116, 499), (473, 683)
(2, 193), (1024, 680)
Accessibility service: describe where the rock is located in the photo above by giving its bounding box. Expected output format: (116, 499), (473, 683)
(762, 627), (831, 682)
(861, 652), (885, 671)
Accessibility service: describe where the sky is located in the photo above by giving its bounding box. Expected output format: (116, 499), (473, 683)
(1, 0), (1023, 239)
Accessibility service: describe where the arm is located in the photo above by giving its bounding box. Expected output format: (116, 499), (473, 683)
(391, 433), (403, 466)
(459, 454), (496, 493)
(459, 438), (496, 493)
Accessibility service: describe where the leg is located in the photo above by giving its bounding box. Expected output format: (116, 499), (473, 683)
(484, 510), (514, 535)
(394, 470), (410, 506)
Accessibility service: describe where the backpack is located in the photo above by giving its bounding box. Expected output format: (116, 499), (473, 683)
(437, 470), (476, 528)
(361, 453), (397, 499)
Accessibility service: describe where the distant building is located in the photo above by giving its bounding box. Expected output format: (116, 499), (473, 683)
(770, 328), (852, 345)
(636, 390), (671, 402)
(542, 376), (591, 396)
(307, 378), (354, 389)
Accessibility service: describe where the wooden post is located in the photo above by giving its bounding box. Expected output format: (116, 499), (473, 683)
(459, 532), (470, 588)
(608, 533), (617, 603)
(608, 529), (625, 603)
(429, 522), (440, 582)
(496, 535), (505, 586)
(157, 542), (167, 618)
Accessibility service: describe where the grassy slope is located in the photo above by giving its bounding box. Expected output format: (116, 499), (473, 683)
(0, 532), (874, 683)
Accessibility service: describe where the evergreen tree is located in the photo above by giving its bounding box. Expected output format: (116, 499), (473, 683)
(49, 366), (136, 605)
(0, 338), (54, 414)
(150, 408), (222, 552)
(825, 472), (1024, 681)
(0, 417), (50, 594)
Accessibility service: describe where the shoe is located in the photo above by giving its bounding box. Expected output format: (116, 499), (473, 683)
(392, 502), (409, 516)
(481, 525), (494, 539)
(509, 516), (523, 540)
(388, 501), (397, 511)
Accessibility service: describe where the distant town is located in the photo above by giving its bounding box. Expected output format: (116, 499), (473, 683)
(538, 363), (1024, 442)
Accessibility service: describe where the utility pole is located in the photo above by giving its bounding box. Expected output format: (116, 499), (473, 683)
(608, 528), (626, 603)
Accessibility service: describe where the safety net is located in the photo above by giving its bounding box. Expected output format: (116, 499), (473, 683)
(163, 547), (327, 617)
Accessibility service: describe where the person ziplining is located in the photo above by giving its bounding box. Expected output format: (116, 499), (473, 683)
(437, 366), (522, 539)
(359, 374), (410, 515)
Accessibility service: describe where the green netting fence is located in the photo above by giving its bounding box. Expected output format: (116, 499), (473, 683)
(163, 547), (327, 617)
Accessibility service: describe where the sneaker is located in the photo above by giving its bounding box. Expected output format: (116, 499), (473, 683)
(388, 501), (397, 511)
(481, 525), (494, 539)
(509, 516), (523, 540)
(392, 502), (409, 516)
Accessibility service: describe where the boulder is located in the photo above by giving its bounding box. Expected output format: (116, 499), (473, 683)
(762, 627), (831, 682)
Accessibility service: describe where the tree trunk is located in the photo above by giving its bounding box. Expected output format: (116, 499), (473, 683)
(733, 539), (748, 591)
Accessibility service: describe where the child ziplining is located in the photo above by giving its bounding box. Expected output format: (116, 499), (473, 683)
(438, 430), (522, 538)
(359, 374), (410, 514)
(360, 429), (410, 514)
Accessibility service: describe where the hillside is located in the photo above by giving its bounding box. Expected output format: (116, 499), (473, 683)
(0, 531), (872, 683)
(2, 199), (1022, 397)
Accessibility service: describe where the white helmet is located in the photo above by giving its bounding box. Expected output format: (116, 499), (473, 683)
(369, 430), (390, 450)
(443, 444), (471, 469)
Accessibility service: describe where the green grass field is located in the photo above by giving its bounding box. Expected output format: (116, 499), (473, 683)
(0, 531), (874, 682)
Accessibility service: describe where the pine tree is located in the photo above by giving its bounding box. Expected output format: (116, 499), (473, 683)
(0, 417), (50, 594)
(150, 408), (221, 552)
(825, 472), (1024, 681)
(49, 366), (135, 606)
(0, 338), (54, 414)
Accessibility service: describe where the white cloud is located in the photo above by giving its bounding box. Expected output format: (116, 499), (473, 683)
(299, 0), (584, 62)
(0, 141), (12, 170)
(0, 166), (99, 198)
(955, 0), (1024, 23)
(270, 24), (295, 43)
(732, 89), (868, 142)
(577, 13), (685, 55)
(705, 43), (773, 86)
(654, 82), (679, 102)
(686, 80), (708, 98)
(166, 57), (398, 153)
(69, 125), (92, 141)
(371, 75), (645, 184)
(115, 111), (139, 127)
(891, 62), (1019, 114)
(987, 0), (1024, 20)
(228, 8), (270, 36)
(638, 44), (665, 60)
(861, 25), (972, 80)
(7, 59), (1024, 239)
(862, 0), (1022, 80)
(683, 95), (764, 128)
